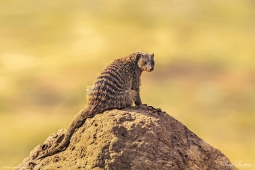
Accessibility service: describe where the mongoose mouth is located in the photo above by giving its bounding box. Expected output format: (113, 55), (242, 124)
(146, 68), (154, 72)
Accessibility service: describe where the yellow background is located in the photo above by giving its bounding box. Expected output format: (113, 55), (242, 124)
(0, 0), (254, 168)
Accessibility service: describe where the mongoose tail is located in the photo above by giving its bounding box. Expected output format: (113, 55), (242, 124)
(36, 106), (98, 159)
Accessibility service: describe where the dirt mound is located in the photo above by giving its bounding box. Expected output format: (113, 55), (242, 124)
(16, 105), (236, 170)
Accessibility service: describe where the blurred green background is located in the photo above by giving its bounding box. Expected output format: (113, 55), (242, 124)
(0, 0), (255, 168)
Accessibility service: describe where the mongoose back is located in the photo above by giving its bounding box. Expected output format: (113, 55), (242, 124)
(37, 51), (155, 159)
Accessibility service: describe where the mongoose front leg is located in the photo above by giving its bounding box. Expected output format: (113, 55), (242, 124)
(134, 91), (142, 105)
(132, 78), (142, 105)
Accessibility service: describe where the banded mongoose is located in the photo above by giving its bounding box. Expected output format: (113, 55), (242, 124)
(37, 51), (155, 159)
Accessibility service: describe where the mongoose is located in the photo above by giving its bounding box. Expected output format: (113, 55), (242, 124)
(36, 51), (155, 159)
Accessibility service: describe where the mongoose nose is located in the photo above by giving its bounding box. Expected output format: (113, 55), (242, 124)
(149, 67), (154, 72)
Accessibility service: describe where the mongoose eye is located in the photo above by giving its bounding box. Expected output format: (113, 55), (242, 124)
(143, 61), (147, 65)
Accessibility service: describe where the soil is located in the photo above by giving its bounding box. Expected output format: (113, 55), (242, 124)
(16, 105), (236, 170)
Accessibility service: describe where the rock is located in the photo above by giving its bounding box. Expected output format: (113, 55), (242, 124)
(16, 105), (236, 170)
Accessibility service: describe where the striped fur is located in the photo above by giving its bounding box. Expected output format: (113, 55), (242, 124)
(37, 51), (155, 159)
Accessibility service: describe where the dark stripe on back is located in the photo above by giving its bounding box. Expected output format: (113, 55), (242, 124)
(103, 69), (125, 85)
(90, 84), (117, 98)
(96, 75), (123, 90)
(98, 80), (121, 92)
(110, 64), (124, 73)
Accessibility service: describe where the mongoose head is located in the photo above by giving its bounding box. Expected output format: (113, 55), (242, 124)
(136, 52), (155, 72)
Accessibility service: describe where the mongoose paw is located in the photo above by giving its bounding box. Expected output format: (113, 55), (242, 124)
(139, 104), (148, 109)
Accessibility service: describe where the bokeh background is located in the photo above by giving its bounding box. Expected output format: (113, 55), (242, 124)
(1, 0), (255, 168)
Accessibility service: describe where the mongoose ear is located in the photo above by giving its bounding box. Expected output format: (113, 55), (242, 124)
(136, 53), (141, 60)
